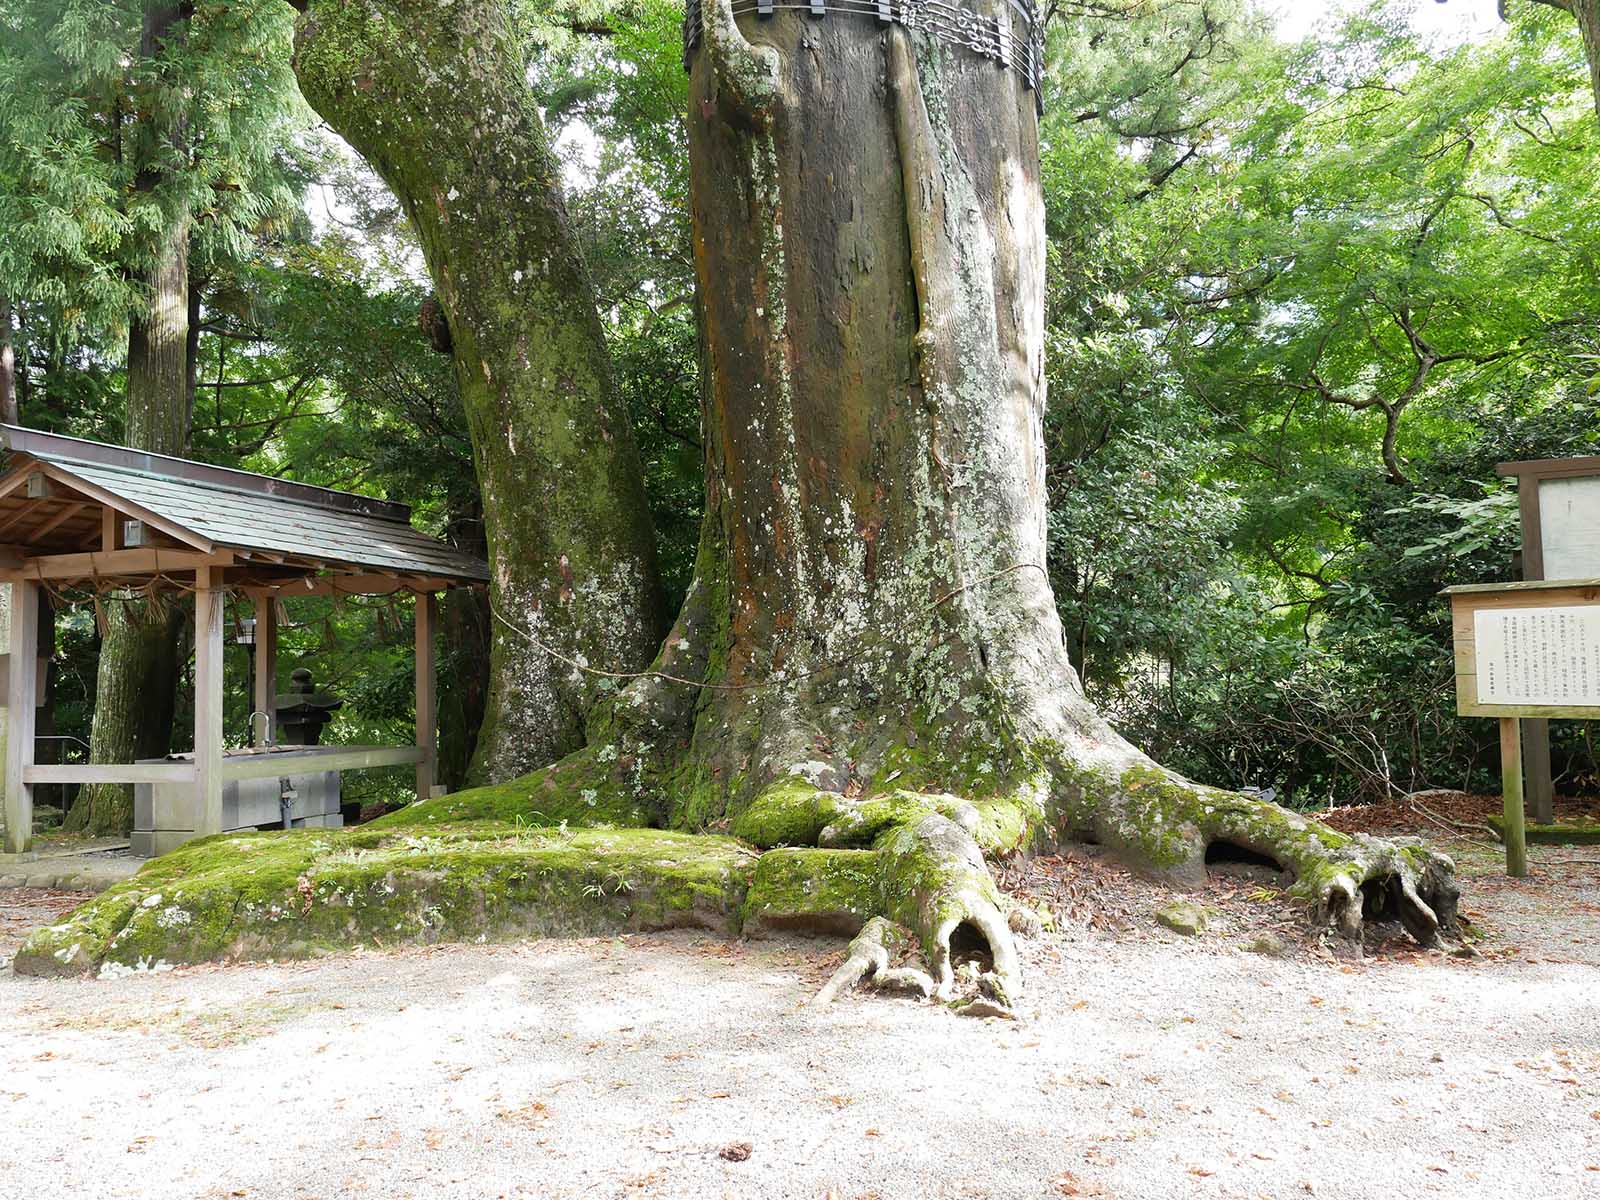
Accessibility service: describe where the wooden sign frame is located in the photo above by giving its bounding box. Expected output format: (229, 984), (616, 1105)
(1448, 579), (1600, 718)
(1445, 577), (1600, 877)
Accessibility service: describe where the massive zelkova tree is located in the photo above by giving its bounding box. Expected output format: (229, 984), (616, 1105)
(289, 0), (667, 781)
(355, 0), (1461, 1001)
(19, 0), (1464, 997)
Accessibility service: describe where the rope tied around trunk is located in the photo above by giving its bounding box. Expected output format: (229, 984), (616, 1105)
(683, 0), (1046, 114)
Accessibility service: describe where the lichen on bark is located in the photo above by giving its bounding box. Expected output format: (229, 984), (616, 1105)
(290, 0), (667, 781)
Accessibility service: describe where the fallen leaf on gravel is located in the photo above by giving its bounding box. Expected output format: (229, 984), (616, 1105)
(497, 1102), (549, 1128)
(1050, 1172), (1107, 1196)
(719, 1141), (752, 1162)
(1187, 1167), (1214, 1177)
(864, 1128), (880, 1138)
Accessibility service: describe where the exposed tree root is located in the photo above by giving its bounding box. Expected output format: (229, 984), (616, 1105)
(813, 916), (933, 1005)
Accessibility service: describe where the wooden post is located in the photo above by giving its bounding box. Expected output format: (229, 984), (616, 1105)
(1522, 718), (1554, 824)
(415, 591), (437, 802)
(1499, 716), (1528, 878)
(252, 593), (276, 745)
(3, 579), (38, 854)
(193, 567), (225, 838)
(1508, 469), (1556, 822)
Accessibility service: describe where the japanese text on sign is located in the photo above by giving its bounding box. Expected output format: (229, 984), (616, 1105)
(1475, 605), (1600, 706)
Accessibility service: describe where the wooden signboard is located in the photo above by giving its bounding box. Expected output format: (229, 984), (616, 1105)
(1446, 578), (1600, 875)
(1449, 580), (1600, 718)
(1496, 457), (1600, 823)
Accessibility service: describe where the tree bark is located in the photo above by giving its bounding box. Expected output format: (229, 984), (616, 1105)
(438, 507), (491, 793)
(71, 2), (192, 836)
(0, 295), (17, 425)
(290, 0), (668, 782)
(70, 219), (190, 835)
(414, 7), (1460, 1006)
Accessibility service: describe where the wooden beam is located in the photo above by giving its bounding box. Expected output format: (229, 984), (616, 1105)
(29, 500), (87, 542)
(415, 591), (437, 803)
(193, 566), (225, 838)
(253, 592), (276, 745)
(241, 574), (458, 598)
(29, 462), (212, 552)
(0, 548), (233, 583)
(1508, 472), (1554, 821)
(23, 763), (196, 785)
(0, 469), (39, 502)
(3, 580), (38, 854)
(0, 504), (37, 540)
(220, 744), (423, 783)
(101, 505), (117, 551)
(1499, 717), (1528, 878)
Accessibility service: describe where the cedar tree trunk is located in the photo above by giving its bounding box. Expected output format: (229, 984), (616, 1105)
(0, 295), (16, 424)
(289, 0), (667, 782)
(414, 6), (1460, 1006)
(71, 5), (191, 836)
(71, 219), (189, 835)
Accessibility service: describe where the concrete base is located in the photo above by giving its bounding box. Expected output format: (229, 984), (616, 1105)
(133, 748), (343, 855)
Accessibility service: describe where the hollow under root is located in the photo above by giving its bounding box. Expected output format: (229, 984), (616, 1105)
(1085, 767), (1462, 949)
(806, 813), (1023, 1011)
(877, 813), (1022, 1002)
(1298, 834), (1460, 946)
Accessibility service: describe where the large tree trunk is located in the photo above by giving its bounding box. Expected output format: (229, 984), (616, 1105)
(408, 5), (1460, 1006)
(70, 219), (190, 836)
(0, 295), (17, 424)
(71, 3), (192, 835)
(290, 0), (668, 782)
(438, 505), (491, 793)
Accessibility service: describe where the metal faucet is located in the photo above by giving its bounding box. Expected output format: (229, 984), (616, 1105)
(248, 710), (274, 748)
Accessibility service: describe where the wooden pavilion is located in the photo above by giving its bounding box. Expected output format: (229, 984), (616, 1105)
(0, 424), (489, 855)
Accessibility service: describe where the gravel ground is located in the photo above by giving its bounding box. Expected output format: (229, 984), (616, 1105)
(1, 841), (1597, 1200)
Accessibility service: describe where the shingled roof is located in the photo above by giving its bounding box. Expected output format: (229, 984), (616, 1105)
(0, 424), (488, 584)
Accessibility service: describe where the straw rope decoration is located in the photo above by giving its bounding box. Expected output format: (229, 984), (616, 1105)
(682, 0), (1046, 114)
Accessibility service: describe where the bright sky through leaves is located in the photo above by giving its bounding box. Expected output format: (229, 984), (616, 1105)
(1268, 0), (1504, 43)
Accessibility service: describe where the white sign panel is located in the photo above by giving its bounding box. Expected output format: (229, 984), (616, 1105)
(1475, 605), (1600, 706)
(1539, 475), (1600, 580)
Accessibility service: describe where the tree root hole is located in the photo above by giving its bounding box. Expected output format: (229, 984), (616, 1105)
(949, 919), (994, 970)
(1204, 839), (1284, 880)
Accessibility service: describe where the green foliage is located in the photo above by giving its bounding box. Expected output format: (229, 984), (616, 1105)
(12, 0), (1600, 823)
(1043, 1), (1600, 804)
(0, 0), (313, 336)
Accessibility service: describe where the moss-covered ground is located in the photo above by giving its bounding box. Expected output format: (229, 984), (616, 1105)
(14, 823), (760, 978)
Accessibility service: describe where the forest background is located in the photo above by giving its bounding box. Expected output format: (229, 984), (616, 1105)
(2, 0), (1596, 831)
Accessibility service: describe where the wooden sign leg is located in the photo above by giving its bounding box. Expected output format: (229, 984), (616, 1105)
(1499, 716), (1528, 878)
(1522, 717), (1554, 824)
